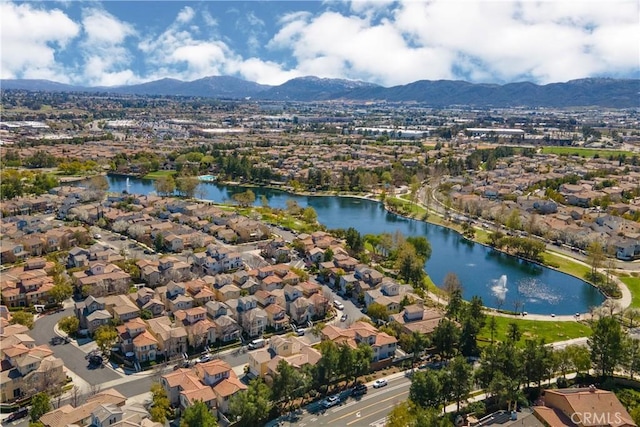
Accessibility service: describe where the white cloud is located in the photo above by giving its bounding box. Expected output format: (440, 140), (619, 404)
(79, 8), (138, 86)
(0, 2), (79, 81)
(176, 6), (195, 24)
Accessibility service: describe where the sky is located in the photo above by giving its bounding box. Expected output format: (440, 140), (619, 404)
(1, 0), (639, 87)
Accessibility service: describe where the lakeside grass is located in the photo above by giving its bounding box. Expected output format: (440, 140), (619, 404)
(541, 146), (633, 158)
(620, 277), (640, 308)
(142, 170), (177, 180)
(478, 315), (592, 345)
(543, 251), (591, 279)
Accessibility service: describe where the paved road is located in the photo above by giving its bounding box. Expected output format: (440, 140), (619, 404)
(268, 374), (412, 427)
(29, 307), (122, 386)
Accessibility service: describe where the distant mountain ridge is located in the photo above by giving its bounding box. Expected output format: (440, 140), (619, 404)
(1, 75), (638, 108)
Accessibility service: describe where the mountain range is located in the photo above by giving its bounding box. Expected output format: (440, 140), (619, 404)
(1, 75), (638, 108)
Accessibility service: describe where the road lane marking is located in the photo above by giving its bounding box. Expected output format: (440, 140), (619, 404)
(347, 391), (409, 426)
(330, 390), (409, 423)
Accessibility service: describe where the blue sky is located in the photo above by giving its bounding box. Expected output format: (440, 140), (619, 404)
(1, 0), (638, 87)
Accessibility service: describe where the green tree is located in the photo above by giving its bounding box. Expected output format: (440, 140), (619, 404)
(229, 379), (272, 427)
(399, 331), (430, 367)
(445, 355), (473, 413)
(410, 369), (443, 408)
(406, 236), (432, 262)
(10, 311), (34, 329)
(395, 242), (425, 286)
(272, 359), (309, 412)
(30, 392), (51, 422)
(94, 325), (118, 355)
(586, 240), (605, 280)
(154, 233), (164, 252)
(432, 318), (460, 360)
(506, 322), (521, 343)
(149, 382), (172, 423)
(232, 190), (256, 207)
(175, 176), (200, 199)
(180, 400), (216, 427)
(345, 227), (364, 253)
(154, 175), (176, 197)
(522, 339), (551, 388)
(302, 206), (318, 224)
(58, 316), (79, 335)
(49, 282), (73, 304)
(316, 340), (339, 392)
(446, 288), (463, 321)
(323, 247), (334, 262)
(367, 302), (389, 321)
(505, 210), (522, 231)
(589, 316), (625, 378)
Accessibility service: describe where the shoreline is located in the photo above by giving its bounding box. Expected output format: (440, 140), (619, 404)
(103, 174), (631, 319)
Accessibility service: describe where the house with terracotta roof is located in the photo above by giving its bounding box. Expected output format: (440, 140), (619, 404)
(389, 304), (446, 335)
(39, 388), (128, 427)
(145, 316), (187, 359)
(0, 334), (65, 403)
(320, 321), (397, 362)
(248, 335), (321, 379)
(533, 387), (637, 427)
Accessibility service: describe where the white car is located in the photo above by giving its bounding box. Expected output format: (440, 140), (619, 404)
(373, 379), (388, 388)
(321, 395), (340, 408)
(333, 300), (344, 310)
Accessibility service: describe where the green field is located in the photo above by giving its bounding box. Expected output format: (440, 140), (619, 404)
(620, 276), (640, 308)
(478, 315), (592, 345)
(142, 170), (177, 180)
(543, 251), (591, 279)
(541, 146), (633, 158)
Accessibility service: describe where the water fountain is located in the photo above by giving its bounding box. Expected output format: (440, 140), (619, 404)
(491, 274), (508, 300)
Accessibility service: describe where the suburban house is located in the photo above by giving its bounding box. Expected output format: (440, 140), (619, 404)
(145, 317), (188, 359)
(248, 335), (322, 378)
(321, 321), (397, 362)
(39, 389), (131, 427)
(533, 387), (637, 427)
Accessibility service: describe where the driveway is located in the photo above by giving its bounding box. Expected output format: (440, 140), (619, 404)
(29, 307), (122, 386)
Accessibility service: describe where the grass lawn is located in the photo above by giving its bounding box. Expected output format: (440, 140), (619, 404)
(541, 146), (633, 158)
(478, 315), (592, 346)
(142, 170), (177, 179)
(543, 251), (591, 279)
(620, 277), (640, 308)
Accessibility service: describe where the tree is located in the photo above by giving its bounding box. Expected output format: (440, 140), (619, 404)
(232, 189), (256, 207)
(589, 316), (625, 378)
(150, 382), (172, 423)
(432, 319), (460, 360)
(446, 288), (463, 321)
(505, 210), (522, 231)
(272, 359), (309, 412)
(522, 339), (550, 388)
(30, 392), (51, 422)
(566, 344), (591, 375)
(316, 340), (339, 391)
(506, 322), (521, 343)
(395, 242), (425, 286)
(229, 379), (272, 427)
(154, 175), (176, 197)
(345, 227), (364, 253)
(10, 311), (34, 329)
(94, 325), (118, 355)
(180, 400), (216, 427)
(406, 236), (432, 262)
(410, 369), (443, 408)
(387, 401), (453, 427)
(586, 240), (605, 280)
(302, 206), (318, 224)
(323, 247), (334, 262)
(445, 356), (473, 413)
(58, 316), (79, 335)
(49, 282), (73, 304)
(175, 176), (200, 199)
(154, 233), (164, 252)
(367, 302), (389, 321)
(442, 272), (462, 295)
(399, 331), (430, 366)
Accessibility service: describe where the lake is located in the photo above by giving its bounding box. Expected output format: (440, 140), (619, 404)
(105, 174), (605, 315)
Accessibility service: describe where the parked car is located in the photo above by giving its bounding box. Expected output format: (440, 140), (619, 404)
(333, 300), (344, 310)
(5, 408), (28, 422)
(352, 383), (368, 396)
(248, 338), (266, 349)
(88, 355), (103, 366)
(50, 336), (63, 345)
(296, 328), (305, 336)
(373, 379), (388, 388)
(321, 395), (341, 408)
(197, 353), (213, 363)
(340, 314), (348, 322)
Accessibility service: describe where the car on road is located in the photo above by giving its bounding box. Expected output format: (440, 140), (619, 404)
(352, 383), (368, 396)
(88, 355), (103, 367)
(93, 233), (102, 239)
(50, 336), (63, 345)
(296, 328), (305, 336)
(197, 354), (213, 363)
(4, 408), (28, 423)
(340, 314), (348, 322)
(333, 300), (344, 310)
(373, 379), (388, 388)
(119, 235), (127, 240)
(321, 395), (341, 408)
